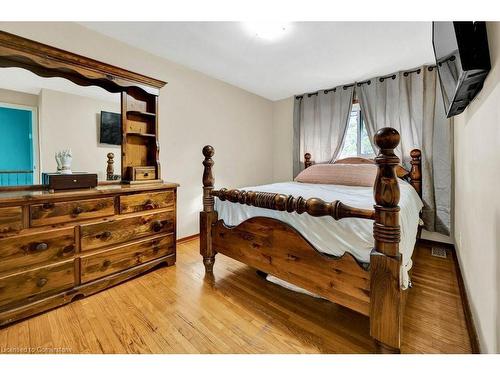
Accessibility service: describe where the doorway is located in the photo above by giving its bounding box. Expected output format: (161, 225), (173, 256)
(0, 102), (39, 186)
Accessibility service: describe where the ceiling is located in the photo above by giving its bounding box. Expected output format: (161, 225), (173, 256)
(81, 22), (436, 101)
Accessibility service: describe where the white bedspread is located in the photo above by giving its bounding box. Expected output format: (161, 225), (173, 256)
(215, 180), (423, 289)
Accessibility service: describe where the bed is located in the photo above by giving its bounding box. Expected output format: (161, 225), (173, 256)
(200, 127), (423, 353)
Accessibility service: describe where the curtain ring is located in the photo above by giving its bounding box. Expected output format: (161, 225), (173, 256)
(323, 88), (336, 94)
(379, 77), (384, 82)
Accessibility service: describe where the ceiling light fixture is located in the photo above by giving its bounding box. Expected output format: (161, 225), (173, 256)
(243, 22), (291, 41)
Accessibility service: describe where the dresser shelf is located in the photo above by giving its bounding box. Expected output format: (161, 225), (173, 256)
(122, 91), (160, 183)
(126, 110), (156, 118)
(125, 132), (156, 138)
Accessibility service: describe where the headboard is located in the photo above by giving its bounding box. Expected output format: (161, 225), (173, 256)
(304, 150), (422, 197)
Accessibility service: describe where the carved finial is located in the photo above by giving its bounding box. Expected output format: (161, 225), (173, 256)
(106, 152), (115, 181)
(374, 127), (400, 208)
(304, 153), (312, 169)
(202, 145), (215, 212)
(409, 149), (422, 197)
(374, 127), (400, 153)
(203, 145), (215, 159)
(410, 149), (421, 160)
(373, 126), (401, 254)
(202, 145), (215, 188)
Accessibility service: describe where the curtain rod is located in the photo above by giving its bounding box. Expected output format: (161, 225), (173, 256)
(296, 83), (355, 99)
(295, 65), (436, 99)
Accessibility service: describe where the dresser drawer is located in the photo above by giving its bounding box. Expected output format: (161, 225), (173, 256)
(0, 260), (74, 308)
(0, 206), (23, 236)
(0, 228), (75, 275)
(119, 190), (174, 214)
(30, 197), (115, 227)
(80, 210), (175, 251)
(133, 166), (156, 181)
(81, 234), (175, 283)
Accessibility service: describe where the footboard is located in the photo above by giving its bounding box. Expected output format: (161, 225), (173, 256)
(200, 127), (405, 353)
(213, 217), (371, 315)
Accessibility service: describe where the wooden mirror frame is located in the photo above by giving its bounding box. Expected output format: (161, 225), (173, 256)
(0, 30), (167, 188)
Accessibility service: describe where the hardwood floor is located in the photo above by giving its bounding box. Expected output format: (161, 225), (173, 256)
(0, 239), (472, 354)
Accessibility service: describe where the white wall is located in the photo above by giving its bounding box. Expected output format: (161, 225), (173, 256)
(453, 21), (500, 353)
(0, 22), (274, 238)
(272, 97), (294, 182)
(38, 89), (121, 180)
(0, 87), (38, 107)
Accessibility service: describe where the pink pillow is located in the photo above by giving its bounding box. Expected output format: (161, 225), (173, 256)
(294, 163), (377, 187)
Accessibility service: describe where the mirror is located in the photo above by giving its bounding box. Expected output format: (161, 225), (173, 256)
(0, 67), (122, 187)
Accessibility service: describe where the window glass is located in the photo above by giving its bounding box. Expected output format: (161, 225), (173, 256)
(338, 103), (375, 159)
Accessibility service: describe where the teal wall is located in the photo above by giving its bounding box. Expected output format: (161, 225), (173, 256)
(0, 106), (34, 185)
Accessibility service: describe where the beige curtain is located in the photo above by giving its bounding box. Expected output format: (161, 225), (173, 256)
(356, 66), (452, 234)
(293, 86), (354, 176)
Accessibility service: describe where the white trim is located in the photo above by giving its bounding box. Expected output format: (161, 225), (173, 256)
(0, 101), (40, 184)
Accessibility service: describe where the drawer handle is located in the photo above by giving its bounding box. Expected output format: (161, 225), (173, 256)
(102, 260), (111, 269)
(36, 278), (48, 288)
(151, 220), (166, 232)
(152, 240), (160, 253)
(62, 244), (75, 255)
(42, 203), (55, 210)
(33, 242), (49, 252)
(97, 231), (112, 240)
(72, 206), (84, 216)
(143, 199), (155, 210)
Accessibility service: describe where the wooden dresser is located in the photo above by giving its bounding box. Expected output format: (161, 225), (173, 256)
(0, 183), (178, 326)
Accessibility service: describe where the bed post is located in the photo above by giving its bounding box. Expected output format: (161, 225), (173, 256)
(200, 145), (217, 273)
(304, 153), (312, 169)
(409, 149), (422, 197)
(370, 127), (403, 354)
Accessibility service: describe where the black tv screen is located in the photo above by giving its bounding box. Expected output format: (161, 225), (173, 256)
(100, 111), (121, 145)
(432, 22), (490, 117)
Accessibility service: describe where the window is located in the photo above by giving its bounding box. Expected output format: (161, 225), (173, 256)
(338, 103), (375, 159)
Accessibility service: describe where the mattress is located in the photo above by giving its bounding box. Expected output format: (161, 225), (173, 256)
(215, 180), (423, 289)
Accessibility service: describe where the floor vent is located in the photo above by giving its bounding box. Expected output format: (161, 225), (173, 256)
(431, 247), (448, 258)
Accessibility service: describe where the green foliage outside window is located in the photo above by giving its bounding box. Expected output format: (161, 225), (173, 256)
(338, 105), (374, 159)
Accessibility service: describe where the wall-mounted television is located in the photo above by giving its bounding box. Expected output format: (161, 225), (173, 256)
(99, 111), (121, 145)
(432, 22), (491, 118)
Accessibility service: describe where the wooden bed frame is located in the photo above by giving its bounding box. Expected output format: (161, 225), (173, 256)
(200, 127), (422, 353)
